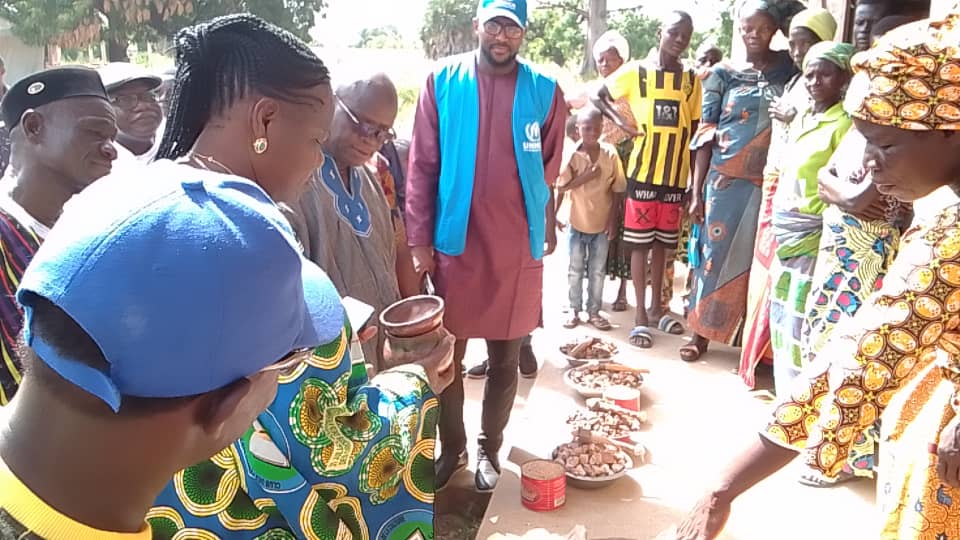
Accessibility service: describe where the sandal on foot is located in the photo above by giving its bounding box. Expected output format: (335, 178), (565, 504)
(612, 299), (629, 312)
(629, 326), (653, 349)
(588, 314), (612, 331)
(679, 342), (706, 362)
(658, 314), (685, 335)
(563, 314), (580, 329)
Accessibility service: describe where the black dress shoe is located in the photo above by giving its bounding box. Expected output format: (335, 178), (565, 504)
(465, 360), (488, 379)
(435, 450), (468, 490)
(475, 448), (501, 492)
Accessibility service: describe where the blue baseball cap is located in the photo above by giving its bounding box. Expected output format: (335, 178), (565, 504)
(17, 162), (344, 412)
(477, 0), (527, 28)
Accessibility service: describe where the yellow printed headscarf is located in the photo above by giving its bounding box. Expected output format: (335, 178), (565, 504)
(845, 12), (960, 131)
(790, 8), (837, 41)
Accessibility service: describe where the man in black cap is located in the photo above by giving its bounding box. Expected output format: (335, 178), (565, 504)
(97, 63), (163, 168)
(0, 66), (117, 406)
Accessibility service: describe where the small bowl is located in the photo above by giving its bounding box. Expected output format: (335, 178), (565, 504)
(562, 351), (616, 368)
(559, 339), (619, 368)
(563, 367), (604, 398)
(379, 295), (444, 337)
(563, 363), (643, 398)
(551, 446), (633, 490)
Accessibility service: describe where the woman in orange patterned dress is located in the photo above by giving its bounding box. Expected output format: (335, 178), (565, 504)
(664, 11), (960, 540)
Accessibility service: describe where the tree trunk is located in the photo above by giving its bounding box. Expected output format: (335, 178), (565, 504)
(106, 34), (129, 62)
(579, 0), (608, 77)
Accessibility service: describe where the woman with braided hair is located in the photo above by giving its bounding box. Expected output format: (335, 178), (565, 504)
(154, 13), (331, 203)
(148, 13), (454, 539)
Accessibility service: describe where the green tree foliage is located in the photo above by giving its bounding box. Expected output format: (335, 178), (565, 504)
(522, 5), (584, 67)
(607, 10), (659, 63)
(147, 0), (328, 43)
(0, 0), (97, 49)
(690, 3), (733, 59)
(420, 0), (475, 60)
(356, 25), (405, 49)
(0, 0), (328, 61)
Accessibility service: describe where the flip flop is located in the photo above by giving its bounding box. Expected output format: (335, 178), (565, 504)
(612, 299), (629, 312)
(629, 326), (653, 349)
(589, 314), (612, 331)
(563, 314), (580, 329)
(679, 342), (706, 362)
(657, 314), (685, 335)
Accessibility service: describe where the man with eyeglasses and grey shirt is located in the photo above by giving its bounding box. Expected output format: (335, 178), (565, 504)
(282, 73), (419, 372)
(407, 0), (566, 491)
(97, 63), (163, 172)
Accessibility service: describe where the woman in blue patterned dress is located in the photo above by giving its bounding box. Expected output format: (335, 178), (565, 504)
(684, 0), (803, 361)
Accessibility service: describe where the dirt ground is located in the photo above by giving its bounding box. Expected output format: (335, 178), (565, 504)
(432, 246), (875, 540)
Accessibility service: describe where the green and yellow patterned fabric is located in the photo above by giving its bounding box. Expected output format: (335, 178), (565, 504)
(150, 322), (437, 539)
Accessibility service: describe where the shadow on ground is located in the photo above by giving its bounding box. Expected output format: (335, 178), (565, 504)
(436, 482), (491, 540)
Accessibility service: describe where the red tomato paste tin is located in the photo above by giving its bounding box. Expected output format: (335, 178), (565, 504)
(603, 384), (641, 411)
(521, 460), (566, 511)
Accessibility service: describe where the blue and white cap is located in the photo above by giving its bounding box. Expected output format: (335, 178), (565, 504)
(17, 162), (344, 411)
(477, 0), (528, 28)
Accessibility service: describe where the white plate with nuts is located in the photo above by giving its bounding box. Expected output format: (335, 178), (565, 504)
(551, 440), (633, 489)
(563, 363), (645, 398)
(566, 400), (648, 440)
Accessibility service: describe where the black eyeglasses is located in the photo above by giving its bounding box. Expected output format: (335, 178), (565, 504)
(335, 94), (397, 143)
(483, 20), (523, 39)
(110, 90), (159, 111)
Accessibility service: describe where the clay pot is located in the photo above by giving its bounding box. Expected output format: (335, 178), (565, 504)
(379, 295), (445, 366)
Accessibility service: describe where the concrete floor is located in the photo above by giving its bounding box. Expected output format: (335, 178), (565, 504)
(434, 243), (876, 540)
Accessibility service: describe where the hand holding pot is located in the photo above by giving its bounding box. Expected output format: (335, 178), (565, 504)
(386, 330), (456, 394)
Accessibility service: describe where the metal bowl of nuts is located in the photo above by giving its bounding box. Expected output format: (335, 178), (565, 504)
(563, 362), (645, 398)
(566, 400), (648, 440)
(551, 440), (633, 489)
(559, 336), (619, 367)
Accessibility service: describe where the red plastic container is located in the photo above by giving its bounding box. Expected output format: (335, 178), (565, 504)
(603, 385), (641, 411)
(520, 460), (566, 511)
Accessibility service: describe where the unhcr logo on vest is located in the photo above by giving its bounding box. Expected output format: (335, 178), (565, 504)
(523, 121), (541, 152)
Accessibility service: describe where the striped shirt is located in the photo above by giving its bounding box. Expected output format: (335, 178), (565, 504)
(0, 200), (44, 406)
(607, 60), (702, 189)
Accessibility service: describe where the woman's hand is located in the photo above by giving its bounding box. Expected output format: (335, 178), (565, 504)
(768, 97), (797, 124)
(402, 331), (456, 395)
(817, 165), (886, 221)
(657, 491), (731, 540)
(357, 326), (378, 344)
(688, 195), (705, 226)
(938, 416), (960, 489)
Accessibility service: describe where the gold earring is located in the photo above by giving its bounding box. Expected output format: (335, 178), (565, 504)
(253, 137), (269, 154)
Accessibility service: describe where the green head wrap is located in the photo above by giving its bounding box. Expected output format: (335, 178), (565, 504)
(802, 41), (856, 72)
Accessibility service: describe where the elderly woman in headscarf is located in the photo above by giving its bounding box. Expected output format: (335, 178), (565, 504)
(682, 0), (804, 362)
(663, 13), (960, 539)
(586, 29), (640, 312)
(740, 7), (837, 386)
(768, 41), (855, 392)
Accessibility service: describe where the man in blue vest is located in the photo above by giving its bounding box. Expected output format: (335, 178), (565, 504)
(406, 0), (567, 492)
